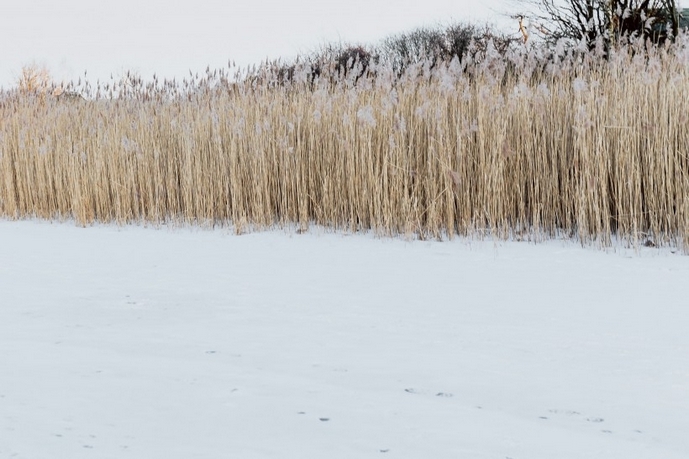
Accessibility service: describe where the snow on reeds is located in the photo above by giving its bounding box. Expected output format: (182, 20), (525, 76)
(1, 36), (688, 248)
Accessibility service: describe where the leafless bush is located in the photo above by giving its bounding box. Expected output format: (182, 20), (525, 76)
(380, 23), (518, 77)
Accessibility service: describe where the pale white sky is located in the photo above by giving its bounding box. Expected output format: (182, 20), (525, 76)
(0, 0), (515, 88)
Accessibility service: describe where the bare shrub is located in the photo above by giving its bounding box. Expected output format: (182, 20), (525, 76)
(17, 64), (54, 95)
(380, 23), (518, 77)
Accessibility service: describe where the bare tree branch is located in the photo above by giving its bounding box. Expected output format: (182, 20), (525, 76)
(510, 0), (679, 49)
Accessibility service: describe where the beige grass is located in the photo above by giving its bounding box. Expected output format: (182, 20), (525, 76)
(1, 38), (688, 249)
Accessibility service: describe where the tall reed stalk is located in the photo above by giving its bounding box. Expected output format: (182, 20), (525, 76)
(1, 36), (688, 249)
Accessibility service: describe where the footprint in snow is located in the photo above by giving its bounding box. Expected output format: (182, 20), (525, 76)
(404, 388), (453, 397)
(547, 409), (604, 424)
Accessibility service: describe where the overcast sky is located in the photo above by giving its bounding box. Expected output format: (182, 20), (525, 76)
(0, 0), (517, 88)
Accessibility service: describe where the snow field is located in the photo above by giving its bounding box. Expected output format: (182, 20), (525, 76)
(1, 219), (688, 458)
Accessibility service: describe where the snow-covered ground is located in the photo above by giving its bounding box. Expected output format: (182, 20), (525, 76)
(1, 219), (688, 458)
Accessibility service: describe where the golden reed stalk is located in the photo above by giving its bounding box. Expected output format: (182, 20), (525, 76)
(1, 39), (688, 249)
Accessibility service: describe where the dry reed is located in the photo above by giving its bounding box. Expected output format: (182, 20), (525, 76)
(16, 64), (54, 96)
(1, 36), (688, 249)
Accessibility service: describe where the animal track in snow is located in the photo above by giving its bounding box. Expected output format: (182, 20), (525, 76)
(545, 409), (606, 424)
(404, 388), (453, 398)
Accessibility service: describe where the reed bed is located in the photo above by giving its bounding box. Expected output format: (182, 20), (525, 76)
(1, 37), (689, 249)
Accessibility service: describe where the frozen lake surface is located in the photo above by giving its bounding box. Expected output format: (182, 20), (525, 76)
(1, 219), (688, 458)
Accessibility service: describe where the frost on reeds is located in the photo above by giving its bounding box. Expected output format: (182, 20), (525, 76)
(1, 35), (689, 249)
